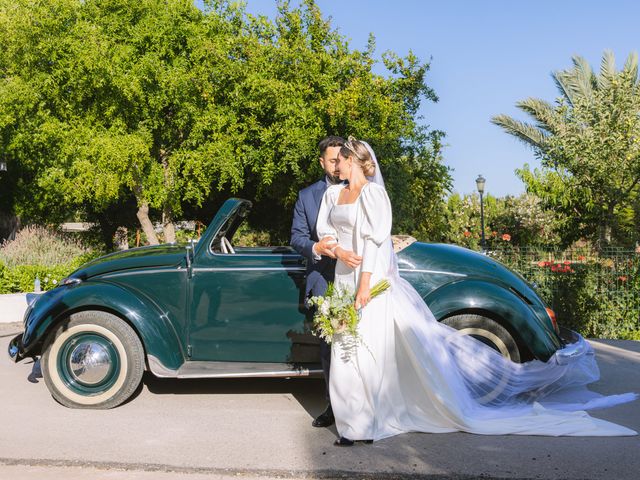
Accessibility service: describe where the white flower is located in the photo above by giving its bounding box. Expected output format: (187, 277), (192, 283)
(320, 302), (330, 316)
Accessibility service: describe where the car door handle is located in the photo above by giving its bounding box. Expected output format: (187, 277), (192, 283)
(283, 258), (306, 266)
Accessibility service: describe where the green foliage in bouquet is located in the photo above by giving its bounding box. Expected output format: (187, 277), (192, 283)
(308, 279), (390, 343)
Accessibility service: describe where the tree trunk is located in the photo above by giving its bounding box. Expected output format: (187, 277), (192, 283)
(160, 149), (176, 244)
(136, 201), (159, 245)
(114, 226), (129, 250)
(599, 204), (614, 248)
(162, 205), (176, 244)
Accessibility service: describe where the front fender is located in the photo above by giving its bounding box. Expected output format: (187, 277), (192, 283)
(21, 281), (185, 370)
(425, 278), (562, 361)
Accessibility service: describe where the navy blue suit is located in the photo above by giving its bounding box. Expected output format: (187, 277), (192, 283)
(290, 178), (335, 401)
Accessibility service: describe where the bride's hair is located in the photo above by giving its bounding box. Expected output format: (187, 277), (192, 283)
(340, 136), (376, 177)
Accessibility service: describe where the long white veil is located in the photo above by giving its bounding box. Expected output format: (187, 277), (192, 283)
(360, 141), (637, 435)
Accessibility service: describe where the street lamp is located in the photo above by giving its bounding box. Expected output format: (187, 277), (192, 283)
(476, 174), (486, 251)
(0, 161), (6, 173)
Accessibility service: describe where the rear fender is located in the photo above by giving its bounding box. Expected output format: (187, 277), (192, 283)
(425, 279), (561, 361)
(21, 281), (185, 370)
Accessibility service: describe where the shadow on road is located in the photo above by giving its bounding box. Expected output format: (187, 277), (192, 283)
(143, 372), (327, 422)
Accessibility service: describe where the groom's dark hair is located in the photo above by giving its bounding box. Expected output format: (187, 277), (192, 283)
(319, 136), (345, 156)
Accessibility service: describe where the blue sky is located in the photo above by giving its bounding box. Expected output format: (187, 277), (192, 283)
(196, 1), (639, 197)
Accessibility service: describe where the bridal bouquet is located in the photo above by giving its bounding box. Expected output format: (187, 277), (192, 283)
(308, 279), (390, 343)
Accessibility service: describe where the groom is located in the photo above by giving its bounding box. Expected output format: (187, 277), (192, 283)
(290, 135), (345, 428)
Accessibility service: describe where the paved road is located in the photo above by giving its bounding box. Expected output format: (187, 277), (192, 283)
(1, 322), (639, 480)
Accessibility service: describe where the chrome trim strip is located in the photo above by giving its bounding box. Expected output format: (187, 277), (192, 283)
(192, 267), (306, 273)
(178, 366), (323, 379)
(398, 268), (467, 277)
(147, 355), (322, 379)
(101, 268), (182, 279)
(147, 354), (179, 377)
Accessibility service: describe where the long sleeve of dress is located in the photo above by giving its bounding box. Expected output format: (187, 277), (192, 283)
(360, 183), (392, 273)
(316, 185), (341, 242)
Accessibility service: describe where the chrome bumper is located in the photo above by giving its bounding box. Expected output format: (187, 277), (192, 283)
(7, 333), (24, 363)
(555, 328), (592, 365)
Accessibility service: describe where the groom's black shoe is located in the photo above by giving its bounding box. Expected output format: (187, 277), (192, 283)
(312, 405), (334, 428)
(334, 436), (355, 447)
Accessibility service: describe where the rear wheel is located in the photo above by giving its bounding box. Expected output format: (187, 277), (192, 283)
(442, 313), (521, 363)
(41, 311), (144, 409)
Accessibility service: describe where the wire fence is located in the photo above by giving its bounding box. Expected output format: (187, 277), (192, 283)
(486, 246), (640, 338)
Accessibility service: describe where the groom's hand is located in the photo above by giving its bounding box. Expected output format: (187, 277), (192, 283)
(314, 236), (338, 258)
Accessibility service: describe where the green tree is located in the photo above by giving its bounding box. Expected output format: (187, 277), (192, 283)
(0, 0), (450, 245)
(492, 51), (640, 247)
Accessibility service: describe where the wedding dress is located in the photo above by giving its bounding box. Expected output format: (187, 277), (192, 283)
(316, 168), (637, 441)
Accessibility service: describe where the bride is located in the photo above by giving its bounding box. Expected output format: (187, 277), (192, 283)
(315, 136), (638, 445)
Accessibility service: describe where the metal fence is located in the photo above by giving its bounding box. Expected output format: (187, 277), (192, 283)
(486, 247), (640, 337)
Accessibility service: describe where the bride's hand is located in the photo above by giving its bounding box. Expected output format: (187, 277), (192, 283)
(335, 246), (362, 269)
(355, 277), (371, 310)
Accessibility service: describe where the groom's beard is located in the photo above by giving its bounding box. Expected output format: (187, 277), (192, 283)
(326, 174), (342, 185)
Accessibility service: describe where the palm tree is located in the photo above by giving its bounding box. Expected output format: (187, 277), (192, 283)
(492, 51), (640, 247)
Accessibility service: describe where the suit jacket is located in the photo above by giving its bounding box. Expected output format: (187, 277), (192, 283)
(290, 178), (336, 297)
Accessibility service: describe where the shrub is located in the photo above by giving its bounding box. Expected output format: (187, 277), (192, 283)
(0, 226), (100, 293)
(0, 226), (92, 268)
(232, 223), (274, 247)
(492, 247), (640, 339)
(443, 193), (561, 248)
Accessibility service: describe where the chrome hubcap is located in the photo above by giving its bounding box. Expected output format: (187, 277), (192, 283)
(68, 342), (112, 385)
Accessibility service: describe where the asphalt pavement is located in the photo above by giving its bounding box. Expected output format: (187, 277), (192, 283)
(1, 322), (639, 480)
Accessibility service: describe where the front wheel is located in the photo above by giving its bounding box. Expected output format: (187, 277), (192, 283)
(41, 311), (145, 409)
(442, 313), (521, 363)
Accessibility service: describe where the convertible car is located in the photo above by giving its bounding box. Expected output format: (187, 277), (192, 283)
(8, 198), (588, 409)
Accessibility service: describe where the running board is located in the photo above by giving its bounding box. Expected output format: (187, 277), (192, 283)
(148, 355), (322, 379)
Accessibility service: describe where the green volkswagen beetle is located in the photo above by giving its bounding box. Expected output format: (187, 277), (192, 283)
(8, 198), (589, 409)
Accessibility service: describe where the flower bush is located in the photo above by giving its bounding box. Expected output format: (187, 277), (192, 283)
(0, 226), (99, 293)
(443, 193), (561, 249)
(492, 247), (640, 340)
(0, 226), (93, 268)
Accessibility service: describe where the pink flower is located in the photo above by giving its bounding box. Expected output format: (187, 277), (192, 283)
(501, 233), (511, 242)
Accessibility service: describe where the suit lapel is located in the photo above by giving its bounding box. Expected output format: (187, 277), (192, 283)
(312, 179), (326, 212)
(308, 179), (326, 237)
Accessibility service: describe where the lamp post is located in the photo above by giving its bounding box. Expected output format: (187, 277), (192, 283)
(476, 174), (486, 251)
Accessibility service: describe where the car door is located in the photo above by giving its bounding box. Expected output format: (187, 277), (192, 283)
(188, 246), (312, 363)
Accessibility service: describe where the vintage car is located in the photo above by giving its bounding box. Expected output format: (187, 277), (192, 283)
(8, 198), (588, 409)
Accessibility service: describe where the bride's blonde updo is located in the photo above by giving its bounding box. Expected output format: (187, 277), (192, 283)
(340, 136), (376, 177)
